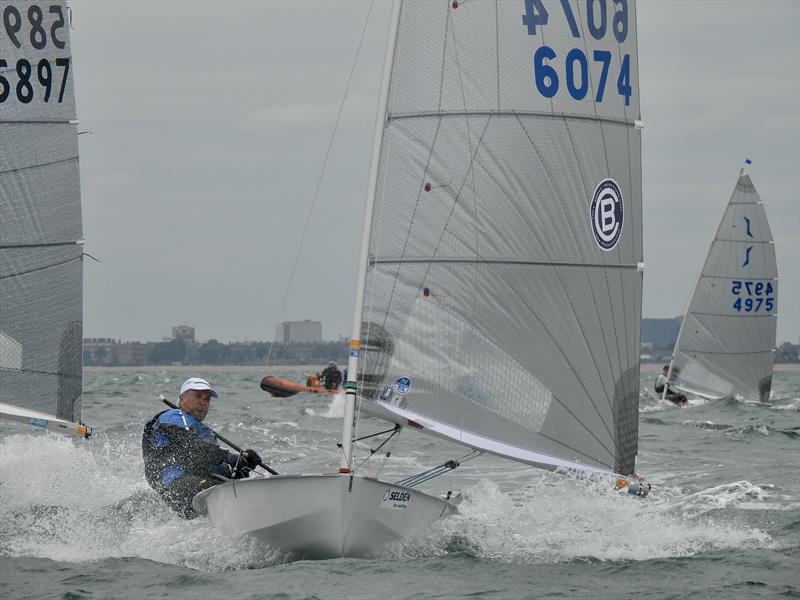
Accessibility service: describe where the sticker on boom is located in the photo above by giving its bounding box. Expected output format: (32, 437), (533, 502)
(590, 178), (624, 251)
(381, 487), (412, 510)
(393, 377), (412, 395)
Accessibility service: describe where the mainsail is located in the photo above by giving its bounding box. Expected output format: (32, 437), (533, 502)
(667, 172), (778, 403)
(353, 0), (643, 477)
(0, 0), (88, 437)
(195, 1), (646, 558)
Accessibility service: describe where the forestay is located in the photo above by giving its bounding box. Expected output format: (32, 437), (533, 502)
(0, 0), (85, 432)
(355, 0), (643, 476)
(669, 173), (778, 403)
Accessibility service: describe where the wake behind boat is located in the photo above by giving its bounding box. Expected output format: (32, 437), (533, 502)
(196, 0), (649, 558)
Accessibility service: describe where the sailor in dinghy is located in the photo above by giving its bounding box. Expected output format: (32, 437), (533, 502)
(142, 378), (264, 518)
(655, 365), (688, 406)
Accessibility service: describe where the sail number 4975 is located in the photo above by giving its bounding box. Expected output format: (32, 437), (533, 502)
(731, 280), (775, 313)
(523, 0), (632, 105)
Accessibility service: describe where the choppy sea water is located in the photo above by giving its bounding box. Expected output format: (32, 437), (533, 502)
(1, 364), (798, 600)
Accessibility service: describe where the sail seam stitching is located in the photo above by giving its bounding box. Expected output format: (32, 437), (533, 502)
(388, 110), (637, 127)
(490, 268), (617, 458)
(370, 258), (639, 269)
(679, 349), (774, 356)
(1, 241), (81, 248)
(564, 117), (624, 426)
(691, 311), (776, 318)
(0, 254), (81, 280)
(516, 115), (616, 442)
(0, 155), (77, 175)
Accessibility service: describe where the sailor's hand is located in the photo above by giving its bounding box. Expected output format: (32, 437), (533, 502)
(242, 449), (262, 469)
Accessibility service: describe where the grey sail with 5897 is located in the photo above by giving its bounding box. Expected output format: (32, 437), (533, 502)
(0, 0), (88, 437)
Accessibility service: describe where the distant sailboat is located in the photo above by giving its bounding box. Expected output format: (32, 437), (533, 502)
(196, 0), (647, 557)
(0, 0), (90, 438)
(665, 166), (778, 403)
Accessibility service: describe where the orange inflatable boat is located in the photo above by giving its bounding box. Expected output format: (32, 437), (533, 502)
(259, 375), (338, 398)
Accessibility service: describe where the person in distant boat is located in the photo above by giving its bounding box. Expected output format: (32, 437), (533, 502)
(655, 365), (688, 407)
(142, 377), (262, 518)
(319, 361), (343, 391)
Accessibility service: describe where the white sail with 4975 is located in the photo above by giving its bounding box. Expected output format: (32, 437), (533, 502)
(666, 170), (778, 404)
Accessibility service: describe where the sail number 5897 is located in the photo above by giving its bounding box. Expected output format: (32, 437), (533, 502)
(1, 3), (71, 104)
(0, 58), (70, 104)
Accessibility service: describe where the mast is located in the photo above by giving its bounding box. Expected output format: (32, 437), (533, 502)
(663, 291), (695, 401)
(340, 0), (402, 473)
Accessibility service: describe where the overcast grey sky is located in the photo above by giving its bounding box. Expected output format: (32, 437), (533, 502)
(70, 0), (799, 345)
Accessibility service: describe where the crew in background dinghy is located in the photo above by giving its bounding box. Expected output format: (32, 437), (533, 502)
(655, 365), (687, 406)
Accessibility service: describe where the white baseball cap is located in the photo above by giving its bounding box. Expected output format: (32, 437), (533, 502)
(180, 377), (218, 398)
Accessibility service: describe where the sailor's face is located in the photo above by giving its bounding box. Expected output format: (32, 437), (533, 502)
(180, 389), (212, 421)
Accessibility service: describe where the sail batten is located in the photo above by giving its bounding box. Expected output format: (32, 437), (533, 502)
(390, 110), (637, 126)
(355, 0), (642, 476)
(1, 242), (82, 249)
(371, 258), (640, 268)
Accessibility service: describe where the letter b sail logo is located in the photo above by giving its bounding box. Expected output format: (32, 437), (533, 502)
(590, 178), (624, 251)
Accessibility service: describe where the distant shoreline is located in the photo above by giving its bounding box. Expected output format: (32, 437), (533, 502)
(84, 364), (319, 373)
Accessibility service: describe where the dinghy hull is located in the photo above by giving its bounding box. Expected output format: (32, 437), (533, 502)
(193, 474), (453, 558)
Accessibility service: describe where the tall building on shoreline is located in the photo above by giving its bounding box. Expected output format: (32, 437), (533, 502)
(278, 320), (322, 343)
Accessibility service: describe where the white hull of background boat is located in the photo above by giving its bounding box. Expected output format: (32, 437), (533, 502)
(193, 474), (454, 558)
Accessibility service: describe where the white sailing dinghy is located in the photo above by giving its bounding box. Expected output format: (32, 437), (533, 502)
(195, 0), (647, 557)
(0, 0), (90, 438)
(664, 168), (778, 404)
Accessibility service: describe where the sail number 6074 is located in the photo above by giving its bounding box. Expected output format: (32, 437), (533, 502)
(533, 47), (630, 105)
(523, 0), (632, 105)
